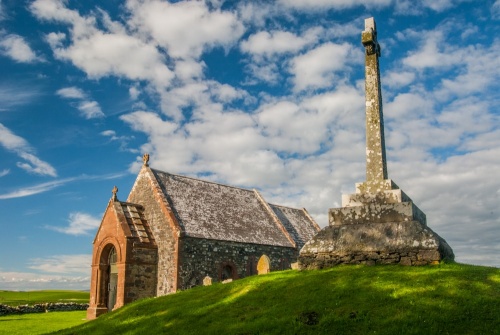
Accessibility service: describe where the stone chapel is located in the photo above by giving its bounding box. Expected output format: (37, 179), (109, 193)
(87, 17), (455, 320)
(86, 155), (320, 319)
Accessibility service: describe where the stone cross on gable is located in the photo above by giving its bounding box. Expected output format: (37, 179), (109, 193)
(111, 186), (118, 201)
(361, 17), (388, 187)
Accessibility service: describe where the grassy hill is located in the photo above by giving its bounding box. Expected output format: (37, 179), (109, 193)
(52, 263), (499, 335)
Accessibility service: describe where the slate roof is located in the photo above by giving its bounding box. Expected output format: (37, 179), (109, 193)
(151, 169), (319, 248)
(269, 204), (320, 249)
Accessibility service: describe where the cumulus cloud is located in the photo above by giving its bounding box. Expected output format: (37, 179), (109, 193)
(31, 0), (174, 88)
(290, 42), (355, 92)
(241, 29), (318, 58)
(125, 0), (245, 59)
(0, 269), (89, 291)
(56, 86), (104, 119)
(0, 168), (9, 177)
(56, 86), (86, 99)
(46, 212), (101, 236)
(0, 33), (40, 63)
(0, 123), (57, 177)
(28, 254), (91, 274)
(278, 0), (391, 10)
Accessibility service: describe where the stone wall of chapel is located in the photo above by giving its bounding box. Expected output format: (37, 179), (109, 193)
(124, 246), (158, 303)
(177, 237), (297, 290)
(128, 171), (178, 296)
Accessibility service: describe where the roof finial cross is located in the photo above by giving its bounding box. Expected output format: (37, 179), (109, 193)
(143, 153), (150, 167)
(111, 186), (118, 201)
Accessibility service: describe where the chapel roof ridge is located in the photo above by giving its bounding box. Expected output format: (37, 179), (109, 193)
(149, 167), (265, 194)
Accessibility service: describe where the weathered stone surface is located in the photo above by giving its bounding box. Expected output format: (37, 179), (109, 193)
(330, 201), (426, 226)
(298, 17), (454, 270)
(299, 221), (454, 269)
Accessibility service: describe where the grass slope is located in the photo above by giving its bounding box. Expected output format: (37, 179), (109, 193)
(53, 263), (499, 335)
(0, 290), (89, 306)
(0, 311), (87, 335)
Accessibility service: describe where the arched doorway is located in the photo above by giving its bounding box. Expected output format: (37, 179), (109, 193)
(107, 247), (118, 311)
(220, 262), (237, 281)
(257, 255), (271, 275)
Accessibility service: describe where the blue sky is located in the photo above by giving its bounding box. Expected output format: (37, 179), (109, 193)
(0, 0), (499, 290)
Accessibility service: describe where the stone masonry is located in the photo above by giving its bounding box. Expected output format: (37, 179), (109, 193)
(299, 18), (454, 269)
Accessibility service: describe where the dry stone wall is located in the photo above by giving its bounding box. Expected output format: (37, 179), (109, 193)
(0, 302), (89, 316)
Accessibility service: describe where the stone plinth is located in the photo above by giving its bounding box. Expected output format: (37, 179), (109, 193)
(299, 180), (454, 269)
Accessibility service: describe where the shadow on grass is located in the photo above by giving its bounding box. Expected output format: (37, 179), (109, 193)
(52, 263), (500, 335)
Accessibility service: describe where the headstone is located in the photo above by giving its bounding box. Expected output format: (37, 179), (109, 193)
(257, 255), (271, 275)
(298, 18), (454, 269)
(203, 276), (212, 286)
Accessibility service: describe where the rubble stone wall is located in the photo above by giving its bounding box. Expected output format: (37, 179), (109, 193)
(177, 236), (297, 289)
(128, 170), (178, 296)
(0, 302), (89, 316)
(124, 246), (158, 303)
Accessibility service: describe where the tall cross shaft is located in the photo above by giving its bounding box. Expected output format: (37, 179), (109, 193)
(361, 18), (388, 185)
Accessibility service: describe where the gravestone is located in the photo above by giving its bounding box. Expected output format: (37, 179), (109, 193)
(203, 276), (212, 286)
(298, 18), (454, 269)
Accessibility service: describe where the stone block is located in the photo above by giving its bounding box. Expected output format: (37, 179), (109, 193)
(400, 257), (411, 266)
(329, 201), (426, 226)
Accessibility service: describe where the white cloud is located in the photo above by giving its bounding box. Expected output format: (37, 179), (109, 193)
(0, 33), (40, 63)
(77, 100), (103, 119)
(290, 42), (355, 92)
(0, 168), (9, 177)
(278, 0), (391, 10)
(56, 86), (85, 99)
(126, 0), (245, 59)
(493, 0), (500, 19)
(0, 85), (40, 110)
(384, 71), (416, 88)
(57, 86), (104, 119)
(31, 0), (174, 88)
(241, 29), (317, 58)
(0, 123), (57, 177)
(28, 254), (91, 274)
(0, 270), (89, 291)
(46, 212), (101, 236)
(0, 177), (75, 199)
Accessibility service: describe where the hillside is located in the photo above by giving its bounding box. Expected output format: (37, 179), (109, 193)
(52, 263), (499, 335)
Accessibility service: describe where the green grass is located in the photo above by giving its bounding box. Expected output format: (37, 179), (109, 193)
(47, 263), (499, 335)
(0, 290), (89, 306)
(0, 311), (87, 335)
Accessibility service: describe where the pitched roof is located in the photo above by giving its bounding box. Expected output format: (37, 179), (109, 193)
(150, 169), (319, 248)
(269, 204), (321, 250)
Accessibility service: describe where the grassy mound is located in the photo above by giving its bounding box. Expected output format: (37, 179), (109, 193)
(52, 263), (499, 335)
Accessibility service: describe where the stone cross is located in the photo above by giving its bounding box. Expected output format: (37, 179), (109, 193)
(111, 186), (118, 201)
(143, 153), (150, 167)
(361, 17), (388, 187)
